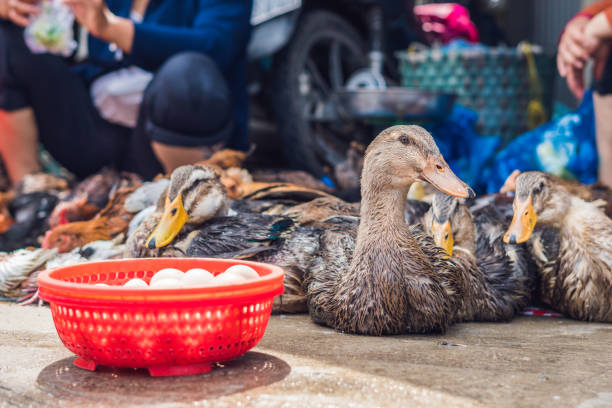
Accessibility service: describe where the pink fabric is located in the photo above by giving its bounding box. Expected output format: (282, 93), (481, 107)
(414, 3), (479, 44)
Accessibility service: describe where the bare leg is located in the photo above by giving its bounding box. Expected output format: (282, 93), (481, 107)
(594, 92), (612, 188)
(151, 141), (215, 174)
(0, 108), (41, 184)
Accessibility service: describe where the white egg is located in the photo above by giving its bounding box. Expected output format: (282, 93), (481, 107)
(94, 283), (110, 287)
(223, 265), (260, 281)
(123, 278), (148, 288)
(182, 268), (214, 287)
(150, 278), (183, 289)
(150, 268), (184, 285)
(207, 271), (246, 286)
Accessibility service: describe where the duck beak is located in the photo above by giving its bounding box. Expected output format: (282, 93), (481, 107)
(420, 156), (475, 199)
(407, 181), (425, 201)
(503, 195), (537, 244)
(431, 219), (454, 256)
(146, 193), (188, 249)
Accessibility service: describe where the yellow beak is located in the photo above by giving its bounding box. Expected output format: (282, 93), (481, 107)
(146, 193), (188, 249)
(503, 195), (537, 244)
(432, 219), (454, 256)
(407, 181), (425, 201)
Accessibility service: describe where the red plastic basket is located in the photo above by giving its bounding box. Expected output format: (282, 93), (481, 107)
(38, 258), (284, 377)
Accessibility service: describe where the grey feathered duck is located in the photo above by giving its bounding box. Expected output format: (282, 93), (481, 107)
(422, 191), (535, 322)
(504, 171), (612, 322)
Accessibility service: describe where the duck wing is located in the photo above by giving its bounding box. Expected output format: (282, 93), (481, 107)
(405, 199), (430, 225)
(472, 205), (536, 318)
(185, 213), (294, 258)
(240, 182), (335, 202)
(262, 224), (326, 314)
(304, 216), (359, 325)
(229, 199), (297, 215)
(281, 198), (360, 226)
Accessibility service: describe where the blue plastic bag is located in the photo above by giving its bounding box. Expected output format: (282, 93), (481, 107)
(485, 90), (596, 193)
(427, 105), (502, 193)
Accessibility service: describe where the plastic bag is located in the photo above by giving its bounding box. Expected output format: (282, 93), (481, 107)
(24, 0), (76, 57)
(91, 67), (154, 128)
(484, 90), (597, 193)
(413, 3), (479, 44)
(427, 105), (502, 194)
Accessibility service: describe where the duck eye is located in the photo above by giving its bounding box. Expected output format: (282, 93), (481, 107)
(533, 182), (544, 195)
(399, 135), (409, 144)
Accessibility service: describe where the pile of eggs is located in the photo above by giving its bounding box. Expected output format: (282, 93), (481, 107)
(94, 265), (260, 289)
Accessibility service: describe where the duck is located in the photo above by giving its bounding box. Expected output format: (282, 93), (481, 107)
(504, 171), (612, 322)
(422, 191), (535, 321)
(123, 164), (312, 313)
(124, 164), (230, 258)
(124, 164), (301, 260)
(304, 125), (477, 335)
(500, 169), (612, 218)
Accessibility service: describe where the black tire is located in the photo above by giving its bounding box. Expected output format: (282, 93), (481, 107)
(271, 10), (367, 178)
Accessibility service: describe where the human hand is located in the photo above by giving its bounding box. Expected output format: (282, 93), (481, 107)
(62, 0), (111, 38)
(566, 65), (586, 99)
(3, 0), (40, 27)
(557, 16), (590, 78)
(583, 13), (612, 81)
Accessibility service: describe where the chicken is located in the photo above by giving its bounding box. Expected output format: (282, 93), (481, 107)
(48, 169), (141, 228)
(42, 187), (137, 252)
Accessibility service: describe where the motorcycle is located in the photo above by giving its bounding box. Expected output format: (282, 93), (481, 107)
(247, 0), (455, 186)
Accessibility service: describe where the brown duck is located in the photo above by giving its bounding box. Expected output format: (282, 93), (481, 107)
(305, 125), (476, 335)
(504, 171), (612, 322)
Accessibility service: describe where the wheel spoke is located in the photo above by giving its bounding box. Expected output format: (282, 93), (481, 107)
(306, 58), (330, 98)
(329, 41), (344, 90)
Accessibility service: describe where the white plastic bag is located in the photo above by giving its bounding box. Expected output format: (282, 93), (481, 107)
(91, 67), (153, 128)
(24, 0), (77, 57)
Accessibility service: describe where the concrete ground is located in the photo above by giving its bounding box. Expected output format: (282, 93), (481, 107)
(0, 303), (611, 408)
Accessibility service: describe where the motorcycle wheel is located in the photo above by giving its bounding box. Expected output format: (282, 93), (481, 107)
(271, 10), (368, 178)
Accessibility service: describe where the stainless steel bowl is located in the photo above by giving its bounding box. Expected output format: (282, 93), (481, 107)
(335, 87), (456, 122)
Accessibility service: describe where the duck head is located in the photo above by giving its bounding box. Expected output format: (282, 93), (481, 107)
(146, 165), (229, 249)
(503, 171), (564, 244)
(425, 191), (475, 256)
(362, 125), (475, 198)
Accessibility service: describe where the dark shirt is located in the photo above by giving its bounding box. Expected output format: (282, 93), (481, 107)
(74, 0), (253, 150)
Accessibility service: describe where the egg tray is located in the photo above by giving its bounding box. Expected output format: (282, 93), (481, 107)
(37, 258), (284, 377)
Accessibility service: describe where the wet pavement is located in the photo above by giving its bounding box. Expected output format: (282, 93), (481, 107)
(0, 302), (611, 407)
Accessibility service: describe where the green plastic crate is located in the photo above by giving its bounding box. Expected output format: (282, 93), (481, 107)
(397, 44), (555, 141)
